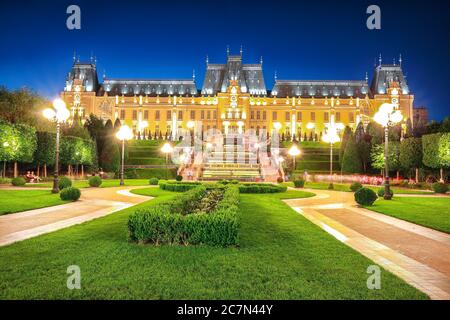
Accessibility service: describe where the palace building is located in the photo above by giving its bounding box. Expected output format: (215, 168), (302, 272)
(60, 51), (414, 141)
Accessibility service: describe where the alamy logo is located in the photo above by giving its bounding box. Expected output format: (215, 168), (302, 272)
(366, 5), (381, 30)
(67, 265), (81, 289)
(366, 265), (381, 290)
(66, 5), (81, 30)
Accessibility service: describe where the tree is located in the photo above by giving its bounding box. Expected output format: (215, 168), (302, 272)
(34, 131), (56, 177)
(341, 135), (363, 173)
(366, 121), (384, 144)
(113, 118), (122, 130)
(339, 126), (352, 166)
(404, 118), (413, 138)
(422, 133), (450, 181)
(440, 117), (450, 133)
(354, 122), (371, 172)
(399, 137), (423, 182)
(63, 121), (91, 140)
(100, 138), (120, 173)
(370, 142), (401, 177)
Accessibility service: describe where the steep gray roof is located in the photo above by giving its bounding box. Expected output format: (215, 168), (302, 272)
(271, 80), (369, 98)
(99, 79), (197, 96)
(65, 63), (99, 92)
(370, 64), (410, 95)
(201, 55), (266, 95)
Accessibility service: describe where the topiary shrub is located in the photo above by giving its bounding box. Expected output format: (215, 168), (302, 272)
(293, 179), (305, 188)
(277, 177), (284, 183)
(175, 175), (183, 182)
(354, 188), (378, 206)
(328, 183), (334, 190)
(60, 187), (81, 201)
(88, 176), (102, 187)
(377, 188), (394, 198)
(432, 182), (449, 194)
(350, 182), (363, 192)
(58, 176), (72, 190)
(230, 180), (240, 184)
(149, 177), (159, 185)
(219, 179), (230, 185)
(11, 177), (26, 186)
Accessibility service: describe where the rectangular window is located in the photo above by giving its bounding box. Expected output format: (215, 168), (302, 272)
(311, 112), (316, 121)
(285, 112), (290, 121)
(155, 110), (160, 121)
(336, 112), (341, 122)
(178, 111), (183, 120)
(120, 109), (125, 120)
(297, 112), (302, 121)
(262, 111), (266, 120)
(272, 111), (277, 120)
(190, 110), (195, 120)
(250, 110), (255, 120)
(349, 112), (354, 123)
(207, 110), (211, 120)
(144, 110), (149, 120)
(201, 110), (205, 120)
(256, 111), (261, 120)
(324, 112), (329, 122)
(166, 110), (171, 120)
(213, 110), (217, 119)
(132, 110), (137, 120)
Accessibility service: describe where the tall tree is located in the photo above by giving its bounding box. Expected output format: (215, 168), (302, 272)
(399, 137), (423, 182)
(339, 126), (352, 166)
(366, 121), (384, 144)
(341, 134), (363, 173)
(370, 142), (401, 178)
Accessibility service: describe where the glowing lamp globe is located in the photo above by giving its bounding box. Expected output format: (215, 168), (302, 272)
(186, 121), (195, 129)
(53, 98), (67, 111)
(43, 108), (56, 120)
(288, 145), (301, 157)
(273, 122), (282, 130)
(161, 142), (174, 154)
(116, 125), (133, 141)
(306, 122), (315, 130)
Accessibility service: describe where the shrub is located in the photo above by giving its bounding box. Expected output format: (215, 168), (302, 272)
(88, 176), (102, 187)
(293, 179), (305, 188)
(277, 177), (284, 183)
(238, 183), (287, 194)
(432, 182), (449, 194)
(230, 180), (240, 184)
(58, 176), (72, 190)
(128, 185), (239, 247)
(377, 188), (394, 198)
(176, 175), (183, 181)
(60, 187), (81, 201)
(219, 179), (230, 185)
(328, 183), (334, 190)
(0, 178), (11, 185)
(354, 188), (378, 206)
(11, 177), (26, 186)
(350, 182), (363, 192)
(159, 181), (202, 192)
(149, 177), (159, 185)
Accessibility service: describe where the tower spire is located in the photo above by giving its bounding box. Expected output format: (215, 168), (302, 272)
(192, 69), (196, 81)
(226, 45), (230, 57)
(274, 70), (277, 82)
(399, 54), (403, 66)
(365, 72), (368, 83)
(379, 54), (382, 66)
(240, 45), (243, 57)
(73, 51), (76, 63)
(260, 56), (263, 65)
(103, 69), (106, 80)
(206, 54), (209, 65)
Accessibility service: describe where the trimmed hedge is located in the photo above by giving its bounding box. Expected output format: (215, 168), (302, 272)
(293, 179), (305, 188)
(124, 168), (177, 179)
(128, 185), (239, 247)
(58, 176), (72, 190)
(159, 181), (203, 192)
(238, 183), (287, 194)
(354, 188), (378, 206)
(60, 187), (81, 201)
(149, 177), (159, 185)
(432, 182), (448, 194)
(350, 182), (363, 192)
(11, 177), (26, 186)
(377, 188), (394, 198)
(88, 176), (102, 187)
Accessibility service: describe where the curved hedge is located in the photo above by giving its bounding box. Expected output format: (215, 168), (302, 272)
(128, 185), (239, 247)
(238, 183), (287, 194)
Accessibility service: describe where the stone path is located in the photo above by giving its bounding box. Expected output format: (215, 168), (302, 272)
(0, 186), (150, 247)
(284, 188), (450, 300)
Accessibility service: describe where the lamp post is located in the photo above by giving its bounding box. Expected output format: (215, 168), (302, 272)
(322, 116), (341, 189)
(288, 144), (301, 173)
(374, 103), (403, 200)
(161, 142), (174, 179)
(43, 99), (70, 193)
(116, 125), (133, 186)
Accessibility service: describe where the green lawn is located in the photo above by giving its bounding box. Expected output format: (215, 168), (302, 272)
(27, 179), (150, 189)
(0, 190), (68, 215)
(283, 181), (433, 195)
(366, 197), (450, 234)
(0, 188), (426, 299)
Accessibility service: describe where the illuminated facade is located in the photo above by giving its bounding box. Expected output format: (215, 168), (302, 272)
(61, 52), (414, 140)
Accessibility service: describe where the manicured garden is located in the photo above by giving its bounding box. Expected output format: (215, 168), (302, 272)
(366, 197), (450, 234)
(0, 187), (427, 299)
(27, 178), (151, 189)
(0, 190), (68, 215)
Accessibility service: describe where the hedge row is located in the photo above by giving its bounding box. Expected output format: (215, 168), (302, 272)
(128, 185), (239, 247)
(238, 183), (287, 193)
(159, 181), (203, 192)
(124, 168), (177, 179)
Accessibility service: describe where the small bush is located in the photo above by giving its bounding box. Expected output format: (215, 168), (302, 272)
(60, 187), (81, 201)
(88, 176), (102, 187)
(293, 179), (305, 188)
(230, 180), (240, 184)
(354, 188), (378, 206)
(432, 182), (449, 194)
(58, 176), (72, 190)
(328, 183), (334, 190)
(149, 177), (159, 185)
(277, 177), (284, 183)
(0, 178), (11, 185)
(219, 179), (230, 185)
(377, 188), (394, 198)
(350, 182), (363, 192)
(176, 175), (183, 181)
(11, 177), (26, 186)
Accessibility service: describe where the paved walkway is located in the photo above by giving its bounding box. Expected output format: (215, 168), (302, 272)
(284, 188), (450, 300)
(0, 186), (150, 247)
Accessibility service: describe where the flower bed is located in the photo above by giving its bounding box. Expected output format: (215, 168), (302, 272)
(128, 185), (239, 247)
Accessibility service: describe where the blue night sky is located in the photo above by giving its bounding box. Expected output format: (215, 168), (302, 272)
(0, 0), (449, 120)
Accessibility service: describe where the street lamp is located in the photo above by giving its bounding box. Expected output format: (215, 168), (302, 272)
(43, 98), (70, 193)
(288, 144), (301, 172)
(322, 116), (341, 189)
(161, 142), (174, 179)
(116, 125), (133, 186)
(374, 103), (403, 200)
